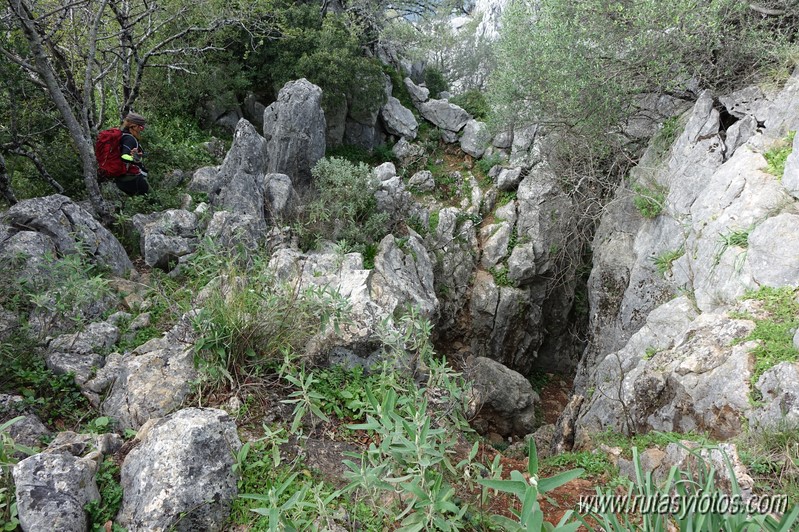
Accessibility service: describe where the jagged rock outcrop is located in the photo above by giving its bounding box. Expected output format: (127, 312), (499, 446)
(3, 194), (132, 275)
(263, 79), (326, 188)
(13, 452), (100, 532)
(268, 231), (438, 367)
(460, 119), (491, 158)
(117, 408), (240, 532)
(417, 99), (470, 133)
(573, 71), (799, 443)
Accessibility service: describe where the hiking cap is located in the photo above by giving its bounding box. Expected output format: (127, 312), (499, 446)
(125, 112), (146, 126)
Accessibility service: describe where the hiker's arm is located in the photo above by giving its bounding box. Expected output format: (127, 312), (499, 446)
(120, 135), (144, 174)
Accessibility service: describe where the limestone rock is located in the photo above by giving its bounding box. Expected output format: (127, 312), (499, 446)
(4, 194), (132, 275)
(460, 119), (491, 158)
(263, 79), (326, 188)
(403, 77), (429, 104)
(132, 210), (199, 271)
(14, 453), (100, 532)
(117, 408), (240, 532)
(408, 170), (435, 192)
(750, 362), (799, 430)
(101, 321), (198, 430)
(381, 97), (418, 140)
(417, 99), (470, 132)
(465, 356), (539, 437)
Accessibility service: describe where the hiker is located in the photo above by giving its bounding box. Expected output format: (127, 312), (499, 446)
(116, 112), (150, 196)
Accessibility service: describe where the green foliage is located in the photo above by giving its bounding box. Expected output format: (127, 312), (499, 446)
(738, 424), (799, 502)
(310, 366), (380, 421)
(642, 346), (659, 360)
(737, 287), (799, 399)
(134, 113), (218, 178)
(325, 143), (395, 166)
(719, 229), (751, 249)
(478, 439), (584, 531)
(764, 131), (796, 178)
(0, 332), (92, 429)
(651, 247), (684, 276)
(0, 417), (37, 531)
(449, 90), (489, 120)
(294, 157), (391, 254)
(489, 265), (513, 287)
(579, 444), (799, 531)
(651, 116), (683, 158)
(543, 450), (614, 478)
(476, 153), (503, 178)
(189, 241), (348, 396)
(490, 0), (796, 145)
(85, 458), (124, 532)
(632, 182), (667, 219)
(423, 67), (449, 99)
(497, 190), (517, 207)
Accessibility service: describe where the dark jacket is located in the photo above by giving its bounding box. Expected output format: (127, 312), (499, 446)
(120, 128), (146, 177)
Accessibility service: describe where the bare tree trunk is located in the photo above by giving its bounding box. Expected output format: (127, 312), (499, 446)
(0, 153), (18, 205)
(8, 0), (110, 222)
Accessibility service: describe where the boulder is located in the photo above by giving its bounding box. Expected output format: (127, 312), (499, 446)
(374, 162), (396, 182)
(242, 93), (266, 130)
(132, 210), (199, 271)
(747, 213), (799, 287)
(0, 395), (50, 453)
(380, 97), (418, 140)
(4, 194), (132, 275)
(205, 211), (265, 252)
(465, 356), (538, 437)
(212, 120), (268, 202)
(781, 132), (799, 199)
(459, 119), (491, 158)
(13, 452), (100, 532)
(403, 77), (429, 104)
(496, 167), (523, 191)
(101, 321), (198, 430)
(117, 408), (241, 532)
(392, 138), (425, 167)
(263, 79), (326, 188)
(371, 233), (438, 320)
(408, 170), (435, 192)
(480, 222), (512, 268)
(418, 100), (470, 132)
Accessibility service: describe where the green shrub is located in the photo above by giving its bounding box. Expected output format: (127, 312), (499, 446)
(294, 157), (391, 254)
(735, 287), (799, 399)
(632, 182), (667, 219)
(449, 89), (489, 120)
(85, 458), (124, 532)
(189, 244), (349, 396)
(764, 131), (796, 178)
(423, 67), (449, 99)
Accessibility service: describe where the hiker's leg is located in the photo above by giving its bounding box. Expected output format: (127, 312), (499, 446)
(135, 175), (150, 195)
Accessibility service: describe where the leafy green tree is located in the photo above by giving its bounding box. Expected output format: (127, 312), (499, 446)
(489, 0), (797, 141)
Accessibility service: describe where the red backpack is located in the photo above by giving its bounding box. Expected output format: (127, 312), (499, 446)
(95, 128), (126, 181)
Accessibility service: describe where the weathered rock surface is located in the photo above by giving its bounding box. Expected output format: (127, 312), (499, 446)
(408, 170), (435, 192)
(13, 452), (100, 532)
(101, 321), (198, 430)
(381, 96), (418, 140)
(460, 120), (491, 158)
(750, 362), (799, 430)
(132, 209), (199, 270)
(263, 79), (326, 188)
(403, 77), (429, 104)
(465, 356), (538, 437)
(3, 194), (132, 275)
(117, 408), (240, 532)
(417, 99), (470, 132)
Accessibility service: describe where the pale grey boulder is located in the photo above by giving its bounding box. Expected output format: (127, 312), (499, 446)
(392, 138), (425, 167)
(408, 170), (435, 192)
(781, 132), (799, 199)
(403, 77), (429, 104)
(4, 194), (132, 275)
(496, 167), (523, 191)
(187, 166), (221, 195)
(374, 162), (397, 182)
(263, 79), (326, 188)
(748, 214), (799, 287)
(479, 222), (512, 268)
(465, 356), (539, 437)
(460, 119), (491, 158)
(117, 408), (241, 532)
(101, 321), (198, 430)
(13, 452), (100, 532)
(381, 96), (418, 140)
(132, 210), (199, 271)
(205, 211), (265, 252)
(418, 99), (470, 132)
